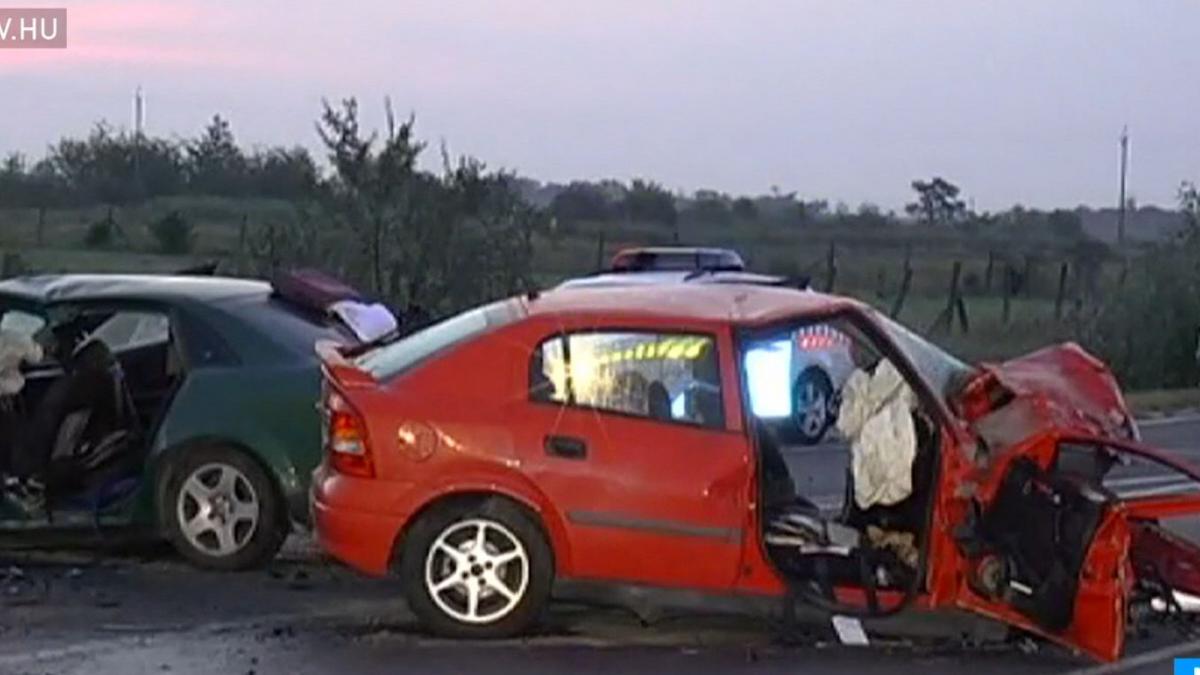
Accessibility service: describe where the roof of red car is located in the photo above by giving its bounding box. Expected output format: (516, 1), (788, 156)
(526, 282), (859, 326)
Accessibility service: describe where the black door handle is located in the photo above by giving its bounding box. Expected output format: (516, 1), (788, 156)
(544, 434), (588, 460)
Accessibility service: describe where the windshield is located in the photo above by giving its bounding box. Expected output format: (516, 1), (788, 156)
(355, 299), (522, 380)
(870, 309), (974, 400)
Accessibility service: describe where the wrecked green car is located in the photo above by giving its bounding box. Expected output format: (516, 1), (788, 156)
(0, 273), (362, 570)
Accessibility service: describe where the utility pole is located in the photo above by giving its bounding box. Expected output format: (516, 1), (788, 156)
(133, 86), (144, 201)
(1117, 125), (1129, 246)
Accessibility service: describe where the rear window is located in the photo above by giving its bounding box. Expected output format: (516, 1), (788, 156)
(355, 299), (521, 380)
(239, 296), (354, 357)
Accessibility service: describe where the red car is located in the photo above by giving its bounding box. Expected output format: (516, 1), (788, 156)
(311, 280), (1200, 662)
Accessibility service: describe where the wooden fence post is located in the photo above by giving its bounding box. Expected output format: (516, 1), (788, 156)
(595, 231), (606, 271)
(1054, 262), (1069, 320)
(890, 267), (912, 319)
(929, 261), (966, 335)
(890, 244), (914, 318)
(237, 214), (248, 275)
(984, 250), (995, 293)
(824, 241), (837, 292)
(1002, 264), (1012, 324)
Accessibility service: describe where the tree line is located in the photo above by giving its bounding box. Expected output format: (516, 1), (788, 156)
(1, 114), (1088, 243)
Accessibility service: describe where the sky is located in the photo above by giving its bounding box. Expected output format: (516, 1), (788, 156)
(1, 0), (1197, 211)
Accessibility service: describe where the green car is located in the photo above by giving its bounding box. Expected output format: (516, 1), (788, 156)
(0, 274), (354, 569)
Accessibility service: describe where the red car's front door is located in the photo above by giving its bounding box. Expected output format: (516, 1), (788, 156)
(523, 326), (751, 591)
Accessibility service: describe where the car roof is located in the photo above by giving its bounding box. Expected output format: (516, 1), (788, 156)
(527, 282), (858, 327)
(0, 274), (271, 305)
(556, 270), (791, 290)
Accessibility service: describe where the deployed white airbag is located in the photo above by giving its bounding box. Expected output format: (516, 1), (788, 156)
(836, 359), (917, 509)
(0, 330), (42, 396)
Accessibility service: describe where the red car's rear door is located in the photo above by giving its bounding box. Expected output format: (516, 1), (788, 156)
(522, 325), (751, 591)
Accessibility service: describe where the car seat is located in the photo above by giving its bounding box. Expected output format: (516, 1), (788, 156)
(647, 381), (671, 421)
(22, 340), (142, 505)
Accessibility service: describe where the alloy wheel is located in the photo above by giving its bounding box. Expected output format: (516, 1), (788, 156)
(424, 518), (530, 625)
(175, 462), (260, 557)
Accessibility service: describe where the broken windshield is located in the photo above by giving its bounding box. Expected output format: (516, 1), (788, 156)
(870, 310), (974, 402)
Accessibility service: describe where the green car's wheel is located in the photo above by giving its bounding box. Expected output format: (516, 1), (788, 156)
(160, 445), (287, 570)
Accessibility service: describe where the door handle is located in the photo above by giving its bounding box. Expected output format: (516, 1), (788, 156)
(544, 434), (588, 460)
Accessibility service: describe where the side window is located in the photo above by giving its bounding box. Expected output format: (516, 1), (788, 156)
(88, 311), (170, 352)
(530, 331), (725, 429)
(0, 309), (46, 339)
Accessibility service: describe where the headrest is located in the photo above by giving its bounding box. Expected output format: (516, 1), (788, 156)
(71, 339), (116, 372)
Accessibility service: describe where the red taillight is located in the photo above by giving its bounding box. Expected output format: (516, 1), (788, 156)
(323, 388), (374, 478)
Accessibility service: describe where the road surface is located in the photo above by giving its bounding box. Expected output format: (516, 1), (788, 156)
(2, 415), (1199, 675)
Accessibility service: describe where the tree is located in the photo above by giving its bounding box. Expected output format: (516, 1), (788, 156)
(248, 146), (318, 200)
(1046, 209), (1083, 239)
(185, 115), (248, 196)
(682, 189), (730, 226)
(624, 179), (676, 227)
(1084, 181), (1200, 388)
(48, 123), (182, 206)
(731, 196), (757, 221)
(905, 177), (966, 226)
(550, 181), (612, 222)
(317, 97), (424, 295)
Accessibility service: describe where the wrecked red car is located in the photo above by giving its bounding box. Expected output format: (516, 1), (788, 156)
(311, 278), (1200, 661)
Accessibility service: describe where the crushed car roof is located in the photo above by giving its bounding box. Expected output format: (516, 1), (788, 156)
(528, 282), (856, 326)
(0, 274), (271, 304)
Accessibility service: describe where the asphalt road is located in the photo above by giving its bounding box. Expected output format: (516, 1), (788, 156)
(3, 415), (1200, 675)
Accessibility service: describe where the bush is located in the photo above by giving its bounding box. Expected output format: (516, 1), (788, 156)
(1083, 185), (1200, 389)
(149, 210), (193, 254)
(83, 218), (114, 248)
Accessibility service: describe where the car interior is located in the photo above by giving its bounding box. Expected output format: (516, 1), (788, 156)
(0, 306), (184, 520)
(743, 317), (941, 614)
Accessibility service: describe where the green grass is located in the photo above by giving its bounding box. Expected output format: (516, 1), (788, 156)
(0, 198), (1117, 367)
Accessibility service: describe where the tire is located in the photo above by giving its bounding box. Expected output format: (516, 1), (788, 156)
(159, 444), (287, 571)
(789, 367), (835, 445)
(399, 497), (554, 639)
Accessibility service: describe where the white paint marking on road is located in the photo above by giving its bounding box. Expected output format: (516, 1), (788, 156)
(1116, 482), (1200, 499)
(1138, 413), (1200, 429)
(1106, 475), (1191, 488)
(1056, 638), (1200, 675)
(0, 598), (407, 669)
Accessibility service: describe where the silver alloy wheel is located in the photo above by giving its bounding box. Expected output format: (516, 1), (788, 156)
(795, 380), (828, 438)
(175, 462), (260, 558)
(424, 518), (529, 625)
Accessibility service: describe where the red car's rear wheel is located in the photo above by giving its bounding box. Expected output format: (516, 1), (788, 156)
(400, 497), (553, 638)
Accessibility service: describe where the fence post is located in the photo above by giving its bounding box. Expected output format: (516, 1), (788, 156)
(929, 261), (964, 335)
(237, 214), (248, 275)
(595, 231), (606, 271)
(824, 241), (837, 292)
(1054, 261), (1069, 320)
(1002, 264), (1012, 323)
(891, 244), (913, 318)
(984, 250), (994, 293)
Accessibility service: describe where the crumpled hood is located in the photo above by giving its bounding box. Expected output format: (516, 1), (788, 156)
(957, 342), (1136, 446)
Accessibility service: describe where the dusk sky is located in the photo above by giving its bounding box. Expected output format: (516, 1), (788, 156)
(2, 1), (1198, 211)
